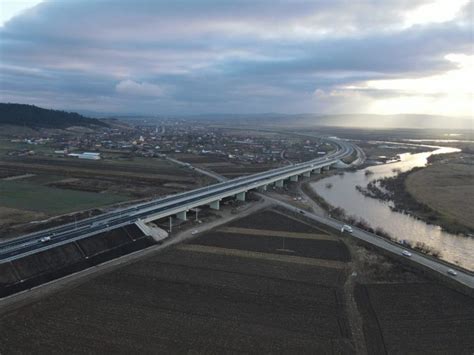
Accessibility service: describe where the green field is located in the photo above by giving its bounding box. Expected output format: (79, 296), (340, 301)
(0, 180), (128, 214)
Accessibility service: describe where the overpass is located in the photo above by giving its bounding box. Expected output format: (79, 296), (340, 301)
(0, 138), (353, 262)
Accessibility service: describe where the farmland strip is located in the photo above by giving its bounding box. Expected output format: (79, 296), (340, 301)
(217, 227), (333, 240)
(177, 244), (346, 269)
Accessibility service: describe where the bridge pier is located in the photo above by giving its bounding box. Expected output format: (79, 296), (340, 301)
(290, 175), (299, 182)
(176, 210), (187, 221)
(323, 165), (330, 171)
(258, 184), (268, 192)
(236, 191), (246, 202)
(275, 180), (284, 187)
(303, 171), (311, 178)
(209, 200), (220, 210)
(313, 168), (321, 174)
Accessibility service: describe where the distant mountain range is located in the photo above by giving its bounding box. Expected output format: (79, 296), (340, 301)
(0, 103), (109, 129)
(2, 103), (470, 130)
(183, 113), (472, 130)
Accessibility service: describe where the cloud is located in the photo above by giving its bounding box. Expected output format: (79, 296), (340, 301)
(0, 0), (472, 116)
(115, 80), (165, 97)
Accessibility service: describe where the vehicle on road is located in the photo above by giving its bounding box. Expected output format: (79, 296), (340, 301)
(39, 236), (51, 243)
(191, 230), (198, 235)
(447, 269), (458, 276)
(299, 210), (305, 215)
(402, 250), (412, 257)
(341, 224), (353, 233)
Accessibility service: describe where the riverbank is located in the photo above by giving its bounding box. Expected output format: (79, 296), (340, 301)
(356, 152), (473, 236)
(406, 152), (474, 234)
(307, 144), (473, 270)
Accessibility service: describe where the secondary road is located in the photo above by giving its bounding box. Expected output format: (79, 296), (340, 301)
(165, 156), (227, 182)
(264, 195), (474, 289)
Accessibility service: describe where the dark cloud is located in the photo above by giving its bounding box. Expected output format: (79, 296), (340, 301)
(0, 0), (471, 114)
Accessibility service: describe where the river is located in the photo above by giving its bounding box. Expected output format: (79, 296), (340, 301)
(310, 146), (474, 270)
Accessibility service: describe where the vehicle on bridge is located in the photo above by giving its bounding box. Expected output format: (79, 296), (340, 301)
(341, 224), (353, 233)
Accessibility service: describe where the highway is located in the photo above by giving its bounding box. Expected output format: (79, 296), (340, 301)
(0, 137), (353, 262)
(264, 195), (474, 289)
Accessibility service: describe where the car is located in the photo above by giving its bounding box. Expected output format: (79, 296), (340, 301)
(40, 236), (51, 243)
(447, 269), (458, 276)
(191, 230), (198, 235)
(341, 224), (353, 233)
(402, 250), (412, 257)
(299, 210), (305, 215)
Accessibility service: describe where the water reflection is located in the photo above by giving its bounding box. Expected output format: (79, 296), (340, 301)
(310, 146), (474, 270)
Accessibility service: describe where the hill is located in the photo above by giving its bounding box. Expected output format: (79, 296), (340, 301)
(0, 103), (109, 129)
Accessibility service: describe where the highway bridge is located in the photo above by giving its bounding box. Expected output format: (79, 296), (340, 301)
(0, 137), (353, 262)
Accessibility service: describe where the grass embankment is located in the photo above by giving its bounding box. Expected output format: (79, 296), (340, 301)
(406, 163), (474, 233)
(358, 152), (474, 236)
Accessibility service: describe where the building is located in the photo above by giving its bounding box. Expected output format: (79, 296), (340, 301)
(68, 152), (101, 160)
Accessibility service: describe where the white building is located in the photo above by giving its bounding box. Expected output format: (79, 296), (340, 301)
(68, 152), (101, 160)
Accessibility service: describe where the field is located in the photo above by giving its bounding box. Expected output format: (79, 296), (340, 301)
(355, 282), (474, 354)
(0, 209), (354, 353)
(1, 208), (473, 353)
(0, 180), (127, 214)
(0, 151), (210, 233)
(0, 224), (154, 297)
(171, 152), (280, 178)
(406, 162), (474, 230)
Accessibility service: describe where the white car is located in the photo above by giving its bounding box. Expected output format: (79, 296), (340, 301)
(191, 230), (198, 235)
(341, 225), (353, 233)
(40, 236), (51, 243)
(447, 269), (458, 276)
(402, 250), (412, 257)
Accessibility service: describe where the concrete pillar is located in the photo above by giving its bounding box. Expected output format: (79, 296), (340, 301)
(209, 200), (220, 210)
(313, 168), (321, 174)
(258, 185), (267, 192)
(323, 165), (330, 171)
(290, 175), (299, 182)
(236, 191), (246, 201)
(176, 210), (187, 221)
(303, 171), (311, 177)
(275, 179), (284, 187)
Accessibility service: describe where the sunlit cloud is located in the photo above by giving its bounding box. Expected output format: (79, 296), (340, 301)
(403, 0), (470, 27)
(0, 0), (43, 26)
(341, 54), (473, 116)
(0, 0), (472, 117)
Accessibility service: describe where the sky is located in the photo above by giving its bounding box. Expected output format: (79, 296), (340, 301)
(0, 0), (473, 117)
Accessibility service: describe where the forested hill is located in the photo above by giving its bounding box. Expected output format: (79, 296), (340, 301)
(0, 103), (109, 129)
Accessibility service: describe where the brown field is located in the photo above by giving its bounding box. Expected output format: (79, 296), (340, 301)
(406, 163), (474, 230)
(228, 209), (328, 233)
(188, 231), (350, 261)
(0, 209), (353, 353)
(0, 224), (154, 297)
(218, 226), (335, 240)
(355, 282), (474, 354)
(1, 209), (473, 353)
(0, 206), (46, 228)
